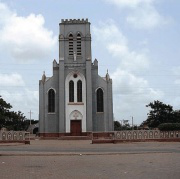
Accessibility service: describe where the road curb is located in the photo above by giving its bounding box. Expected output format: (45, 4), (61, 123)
(0, 151), (173, 156)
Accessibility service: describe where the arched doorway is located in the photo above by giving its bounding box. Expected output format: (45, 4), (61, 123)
(71, 120), (81, 136)
(70, 110), (82, 136)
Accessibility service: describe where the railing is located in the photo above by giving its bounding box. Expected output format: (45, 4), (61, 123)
(115, 130), (180, 140)
(92, 130), (180, 142)
(0, 131), (30, 141)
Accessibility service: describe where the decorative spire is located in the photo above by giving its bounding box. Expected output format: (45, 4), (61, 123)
(42, 71), (46, 83)
(93, 58), (98, 66)
(106, 69), (110, 81)
(53, 59), (58, 67)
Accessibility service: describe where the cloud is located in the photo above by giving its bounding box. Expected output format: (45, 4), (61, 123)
(172, 66), (180, 85)
(104, 0), (153, 8)
(0, 73), (25, 86)
(0, 72), (38, 119)
(0, 2), (57, 62)
(0, 89), (39, 119)
(173, 66), (180, 76)
(111, 69), (163, 124)
(112, 69), (163, 100)
(175, 80), (180, 85)
(103, 0), (168, 29)
(126, 4), (168, 29)
(93, 20), (163, 123)
(0, 2), (13, 25)
(92, 20), (149, 71)
(92, 20), (127, 45)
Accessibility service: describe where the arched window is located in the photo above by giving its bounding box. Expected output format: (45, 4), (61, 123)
(69, 34), (73, 56)
(48, 89), (55, 113)
(77, 33), (81, 56)
(97, 88), (104, 112)
(77, 80), (82, 102)
(69, 80), (74, 102)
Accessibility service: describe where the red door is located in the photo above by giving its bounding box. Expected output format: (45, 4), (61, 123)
(71, 120), (82, 136)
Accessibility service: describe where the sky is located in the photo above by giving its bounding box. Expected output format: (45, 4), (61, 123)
(0, 0), (180, 126)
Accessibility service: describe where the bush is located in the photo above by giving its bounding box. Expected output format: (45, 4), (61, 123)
(114, 121), (121, 131)
(158, 123), (180, 131)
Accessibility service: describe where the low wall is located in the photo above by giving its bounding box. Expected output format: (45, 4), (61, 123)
(92, 130), (180, 143)
(114, 130), (180, 140)
(0, 131), (30, 144)
(92, 132), (114, 139)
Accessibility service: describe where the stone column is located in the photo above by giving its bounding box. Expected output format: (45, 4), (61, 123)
(59, 60), (65, 133)
(86, 59), (92, 131)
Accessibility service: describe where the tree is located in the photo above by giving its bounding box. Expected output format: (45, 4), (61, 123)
(158, 123), (180, 131)
(172, 110), (180, 123)
(114, 121), (121, 131)
(0, 96), (26, 130)
(142, 100), (180, 128)
(114, 121), (132, 131)
(121, 123), (131, 130)
(0, 95), (12, 120)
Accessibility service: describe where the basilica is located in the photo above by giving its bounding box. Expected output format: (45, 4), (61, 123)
(39, 19), (113, 137)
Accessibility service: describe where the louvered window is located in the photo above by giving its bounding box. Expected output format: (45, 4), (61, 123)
(69, 34), (73, 56)
(77, 33), (81, 56)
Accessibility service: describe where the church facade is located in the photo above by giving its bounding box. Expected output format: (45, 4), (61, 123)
(39, 19), (113, 136)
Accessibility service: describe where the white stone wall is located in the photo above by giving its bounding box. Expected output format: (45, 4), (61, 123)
(65, 71), (86, 132)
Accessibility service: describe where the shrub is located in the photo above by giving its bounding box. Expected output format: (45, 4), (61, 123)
(158, 123), (180, 131)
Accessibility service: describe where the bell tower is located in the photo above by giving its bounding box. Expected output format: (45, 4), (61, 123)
(59, 18), (91, 63)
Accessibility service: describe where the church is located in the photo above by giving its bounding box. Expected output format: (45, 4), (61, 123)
(39, 19), (113, 137)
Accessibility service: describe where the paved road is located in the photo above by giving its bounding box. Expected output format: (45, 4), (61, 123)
(0, 141), (180, 178)
(0, 140), (180, 154)
(0, 153), (180, 179)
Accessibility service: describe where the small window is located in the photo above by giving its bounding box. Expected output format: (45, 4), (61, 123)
(48, 89), (55, 113)
(77, 33), (81, 56)
(73, 74), (77, 78)
(77, 80), (82, 102)
(69, 34), (73, 56)
(97, 88), (104, 112)
(69, 80), (74, 102)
